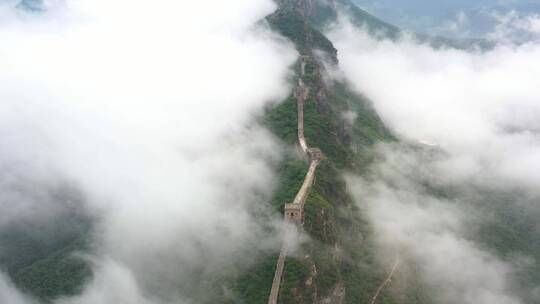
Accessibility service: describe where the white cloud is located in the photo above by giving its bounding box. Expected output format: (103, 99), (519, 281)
(330, 17), (540, 303)
(0, 273), (35, 304)
(56, 259), (155, 304)
(347, 147), (523, 304)
(437, 10), (471, 36)
(0, 0), (295, 303)
(489, 10), (540, 42)
(329, 20), (540, 191)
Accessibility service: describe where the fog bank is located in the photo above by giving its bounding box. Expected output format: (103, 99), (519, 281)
(0, 0), (295, 302)
(331, 16), (540, 304)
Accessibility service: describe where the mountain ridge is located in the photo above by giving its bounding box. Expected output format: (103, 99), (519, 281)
(3, 1), (414, 303)
(257, 1), (426, 303)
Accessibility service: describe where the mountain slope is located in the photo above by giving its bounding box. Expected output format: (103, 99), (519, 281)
(2, 1), (417, 303)
(0, 186), (92, 302)
(277, 0), (399, 36)
(257, 2), (427, 304)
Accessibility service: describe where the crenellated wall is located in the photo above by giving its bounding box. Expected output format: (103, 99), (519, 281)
(267, 54), (324, 304)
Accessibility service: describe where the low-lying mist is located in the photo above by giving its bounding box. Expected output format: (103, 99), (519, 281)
(0, 0), (295, 303)
(329, 14), (540, 304)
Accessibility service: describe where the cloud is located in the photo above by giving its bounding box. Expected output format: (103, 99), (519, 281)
(329, 20), (540, 191)
(329, 16), (540, 304)
(0, 0), (295, 303)
(55, 259), (153, 304)
(0, 273), (36, 304)
(489, 10), (540, 42)
(346, 146), (523, 304)
(435, 10), (472, 37)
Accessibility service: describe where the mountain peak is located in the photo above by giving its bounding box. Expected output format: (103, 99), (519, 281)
(277, 0), (400, 38)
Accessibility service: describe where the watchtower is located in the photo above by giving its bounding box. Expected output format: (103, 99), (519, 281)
(284, 203), (303, 224)
(307, 148), (323, 162)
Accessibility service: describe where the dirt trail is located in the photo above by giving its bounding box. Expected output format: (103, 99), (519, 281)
(369, 255), (400, 304)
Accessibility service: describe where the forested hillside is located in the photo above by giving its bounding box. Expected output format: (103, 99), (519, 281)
(3, 1), (539, 304)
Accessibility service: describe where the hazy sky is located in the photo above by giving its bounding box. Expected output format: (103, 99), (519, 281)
(352, 0), (540, 37)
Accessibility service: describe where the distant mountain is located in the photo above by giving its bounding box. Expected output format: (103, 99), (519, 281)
(2, 1), (518, 303)
(16, 0), (44, 12)
(277, 0), (399, 36)
(277, 0), (493, 50)
(350, 0), (540, 38)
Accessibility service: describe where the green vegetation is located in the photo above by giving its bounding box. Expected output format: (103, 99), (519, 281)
(304, 192), (336, 245)
(303, 2), (338, 30)
(270, 159), (310, 212)
(13, 237), (91, 301)
(469, 191), (540, 303)
(267, 8), (337, 61)
(262, 2), (513, 304)
(304, 81), (394, 169)
(276, 0), (399, 37)
(303, 96), (351, 168)
(0, 194), (92, 302)
(265, 95), (299, 146)
(330, 82), (395, 167)
(304, 162), (384, 303)
(1, 1), (433, 304)
(228, 252), (279, 303)
(263, 2), (428, 303)
(279, 258), (312, 304)
(418, 176), (540, 303)
(172, 248), (280, 304)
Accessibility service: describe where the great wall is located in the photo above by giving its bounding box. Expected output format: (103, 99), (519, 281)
(267, 55), (400, 304)
(267, 56), (323, 304)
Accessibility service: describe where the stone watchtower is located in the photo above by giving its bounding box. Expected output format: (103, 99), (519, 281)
(284, 203), (303, 224)
(307, 148), (323, 162)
